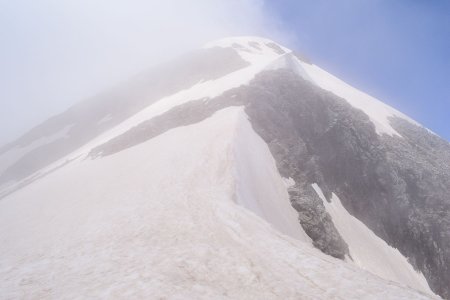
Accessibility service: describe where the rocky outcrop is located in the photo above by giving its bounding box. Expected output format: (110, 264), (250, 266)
(289, 184), (350, 259)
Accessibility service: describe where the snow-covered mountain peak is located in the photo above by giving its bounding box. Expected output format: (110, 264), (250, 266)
(206, 36), (424, 137)
(1, 35), (449, 299)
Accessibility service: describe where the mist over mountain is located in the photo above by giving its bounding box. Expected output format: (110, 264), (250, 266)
(0, 37), (449, 299)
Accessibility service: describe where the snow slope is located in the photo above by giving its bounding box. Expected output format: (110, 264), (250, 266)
(0, 44), (273, 195)
(0, 107), (436, 299)
(312, 183), (433, 295)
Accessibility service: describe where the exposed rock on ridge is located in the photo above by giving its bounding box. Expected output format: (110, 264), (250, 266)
(91, 69), (449, 298)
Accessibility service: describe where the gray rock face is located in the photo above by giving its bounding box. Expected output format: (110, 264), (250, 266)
(90, 69), (450, 298)
(242, 71), (450, 298)
(380, 118), (450, 298)
(289, 184), (350, 259)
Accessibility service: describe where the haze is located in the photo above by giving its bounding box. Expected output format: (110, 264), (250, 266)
(0, 0), (286, 145)
(1, 0), (449, 145)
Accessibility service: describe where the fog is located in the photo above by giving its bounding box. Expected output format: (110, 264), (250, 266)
(0, 0), (290, 146)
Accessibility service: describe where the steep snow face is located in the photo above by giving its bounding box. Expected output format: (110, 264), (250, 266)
(0, 107), (435, 299)
(232, 110), (311, 242)
(311, 183), (434, 295)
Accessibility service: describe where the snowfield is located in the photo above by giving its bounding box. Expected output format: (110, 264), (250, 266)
(0, 107), (437, 299)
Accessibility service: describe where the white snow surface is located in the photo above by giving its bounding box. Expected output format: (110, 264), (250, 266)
(231, 116), (310, 242)
(311, 183), (435, 296)
(0, 107), (436, 299)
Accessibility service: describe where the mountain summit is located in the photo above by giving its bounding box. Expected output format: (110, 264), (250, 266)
(1, 37), (448, 299)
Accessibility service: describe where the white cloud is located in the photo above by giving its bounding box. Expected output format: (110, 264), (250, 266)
(0, 0), (286, 145)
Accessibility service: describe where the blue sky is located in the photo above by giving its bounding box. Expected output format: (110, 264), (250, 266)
(265, 0), (450, 140)
(1, 0), (449, 144)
